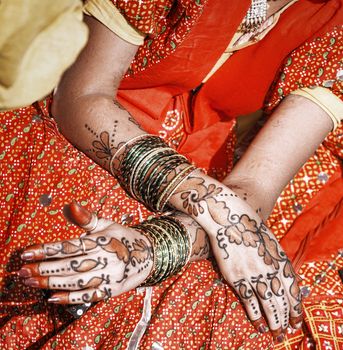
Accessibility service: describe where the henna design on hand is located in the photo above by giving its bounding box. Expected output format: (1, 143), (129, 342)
(77, 274), (110, 289)
(257, 223), (285, 269)
(175, 175), (292, 262)
(115, 237), (153, 282)
(234, 279), (254, 299)
(192, 227), (210, 259)
(222, 214), (260, 248)
(81, 289), (108, 303)
(70, 257), (108, 272)
(172, 174), (302, 329)
(251, 275), (272, 300)
(179, 177), (222, 216)
(44, 240), (84, 257)
(267, 272), (285, 297)
(81, 235), (152, 283)
(21, 229), (153, 304)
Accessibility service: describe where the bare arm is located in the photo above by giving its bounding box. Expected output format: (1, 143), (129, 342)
(52, 16), (145, 170)
(35, 16), (333, 341)
(224, 94), (333, 220)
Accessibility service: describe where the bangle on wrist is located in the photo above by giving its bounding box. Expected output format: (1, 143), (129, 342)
(110, 135), (196, 212)
(132, 215), (192, 286)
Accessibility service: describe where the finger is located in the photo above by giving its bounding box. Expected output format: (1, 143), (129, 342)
(258, 296), (284, 342)
(23, 269), (112, 290)
(64, 201), (114, 235)
(289, 313), (303, 330)
(267, 271), (291, 331)
(281, 261), (303, 329)
(21, 218), (116, 262)
(48, 288), (110, 304)
(63, 200), (98, 232)
(21, 237), (88, 262)
(18, 254), (109, 277)
(232, 279), (268, 334)
(243, 296), (269, 334)
(251, 274), (285, 343)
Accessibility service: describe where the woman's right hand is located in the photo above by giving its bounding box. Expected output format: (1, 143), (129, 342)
(170, 170), (303, 342)
(18, 202), (154, 304)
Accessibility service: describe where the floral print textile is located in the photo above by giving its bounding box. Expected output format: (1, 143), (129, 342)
(110, 0), (209, 75)
(1, 7), (343, 350)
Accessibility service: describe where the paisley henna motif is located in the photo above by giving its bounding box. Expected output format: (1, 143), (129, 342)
(224, 214), (260, 247)
(70, 257), (108, 273)
(234, 279), (254, 299)
(267, 272), (284, 297)
(77, 274), (110, 289)
(251, 274), (272, 300)
(171, 173), (301, 330)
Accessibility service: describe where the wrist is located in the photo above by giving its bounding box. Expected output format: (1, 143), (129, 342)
(173, 212), (210, 261)
(169, 170), (266, 238)
(222, 175), (277, 221)
(110, 135), (195, 212)
(132, 216), (192, 286)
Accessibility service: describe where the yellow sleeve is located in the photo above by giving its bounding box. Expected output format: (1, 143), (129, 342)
(0, 0), (88, 110)
(291, 87), (343, 131)
(83, 0), (145, 45)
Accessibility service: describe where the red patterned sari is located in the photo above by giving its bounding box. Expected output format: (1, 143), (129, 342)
(1, 1), (342, 349)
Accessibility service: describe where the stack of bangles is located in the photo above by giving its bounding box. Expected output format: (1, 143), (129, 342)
(133, 216), (192, 286)
(109, 134), (196, 286)
(110, 135), (196, 212)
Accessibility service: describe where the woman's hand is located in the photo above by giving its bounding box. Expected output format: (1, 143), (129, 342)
(18, 202), (153, 304)
(169, 170), (303, 342)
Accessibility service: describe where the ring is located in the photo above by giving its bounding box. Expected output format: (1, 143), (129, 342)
(95, 288), (107, 300)
(80, 238), (87, 254)
(95, 289), (103, 299)
(83, 214), (98, 232)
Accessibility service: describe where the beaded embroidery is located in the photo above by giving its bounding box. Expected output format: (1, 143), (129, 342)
(240, 0), (268, 33)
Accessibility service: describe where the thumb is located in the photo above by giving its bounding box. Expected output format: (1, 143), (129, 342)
(63, 200), (99, 232)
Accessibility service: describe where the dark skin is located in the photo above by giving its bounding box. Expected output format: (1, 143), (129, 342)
(20, 15), (334, 342)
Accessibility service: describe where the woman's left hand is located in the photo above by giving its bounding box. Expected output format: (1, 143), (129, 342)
(18, 202), (153, 304)
(169, 169), (303, 341)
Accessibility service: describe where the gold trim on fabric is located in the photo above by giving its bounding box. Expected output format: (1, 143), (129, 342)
(291, 87), (343, 131)
(83, 0), (145, 45)
(127, 287), (153, 349)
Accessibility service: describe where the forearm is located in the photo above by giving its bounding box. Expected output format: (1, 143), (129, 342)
(52, 16), (145, 172)
(53, 93), (145, 171)
(223, 95), (333, 220)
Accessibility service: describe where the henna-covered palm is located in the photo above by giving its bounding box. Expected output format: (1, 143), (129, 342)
(170, 170), (303, 342)
(18, 202), (154, 304)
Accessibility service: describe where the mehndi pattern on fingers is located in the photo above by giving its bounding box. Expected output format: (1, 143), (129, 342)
(69, 257), (109, 273)
(172, 173), (302, 330)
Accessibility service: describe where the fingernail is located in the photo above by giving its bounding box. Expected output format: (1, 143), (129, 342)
(70, 201), (93, 226)
(48, 296), (61, 303)
(275, 334), (285, 343)
(258, 325), (268, 333)
(293, 321), (303, 329)
(21, 252), (35, 261)
(24, 278), (39, 287)
(17, 268), (32, 278)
